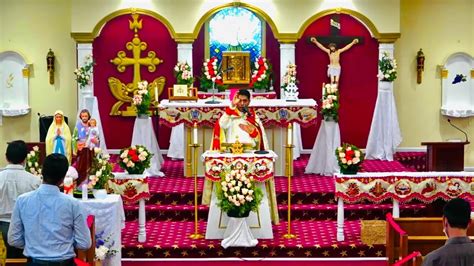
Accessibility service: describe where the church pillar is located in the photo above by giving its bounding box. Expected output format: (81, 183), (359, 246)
(168, 43), (194, 160)
(279, 43), (301, 159)
(76, 43), (93, 108)
(279, 43), (296, 99)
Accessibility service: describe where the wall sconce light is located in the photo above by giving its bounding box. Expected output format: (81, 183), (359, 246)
(46, 48), (55, 85)
(417, 48), (425, 84)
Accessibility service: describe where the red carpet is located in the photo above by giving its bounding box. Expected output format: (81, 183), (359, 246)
(123, 260), (387, 266)
(121, 153), (426, 259)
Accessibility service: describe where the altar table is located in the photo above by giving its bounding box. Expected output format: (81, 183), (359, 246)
(334, 171), (474, 241)
(202, 150), (278, 239)
(159, 99), (317, 177)
(109, 173), (150, 243)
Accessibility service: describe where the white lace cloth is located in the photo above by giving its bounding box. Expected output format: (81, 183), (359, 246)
(167, 124), (184, 159)
(132, 117), (164, 176)
(365, 82), (402, 161)
(221, 217), (258, 248)
(79, 194), (125, 266)
(305, 120), (341, 175)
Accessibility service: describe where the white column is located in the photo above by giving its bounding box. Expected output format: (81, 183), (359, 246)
(337, 197), (345, 241)
(280, 43), (302, 159)
(138, 198), (147, 242)
(280, 43), (296, 99)
(168, 43), (193, 159)
(77, 43), (93, 109)
(392, 199), (400, 218)
(379, 43), (394, 59)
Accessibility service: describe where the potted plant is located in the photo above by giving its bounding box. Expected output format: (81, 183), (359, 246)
(132, 80), (151, 118)
(74, 54), (94, 89)
(88, 148), (114, 199)
(25, 145), (42, 176)
(217, 165), (263, 218)
(321, 83), (340, 122)
(378, 51), (397, 91)
(249, 56), (271, 93)
(335, 143), (364, 174)
(118, 145), (153, 175)
(174, 61), (194, 87)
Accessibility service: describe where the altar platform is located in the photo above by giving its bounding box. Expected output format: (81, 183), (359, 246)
(120, 153), (440, 259)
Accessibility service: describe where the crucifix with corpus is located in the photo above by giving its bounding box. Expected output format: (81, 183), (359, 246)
(308, 14), (363, 85)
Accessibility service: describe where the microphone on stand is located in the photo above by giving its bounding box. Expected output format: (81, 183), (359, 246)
(447, 119), (469, 143)
(242, 106), (252, 117)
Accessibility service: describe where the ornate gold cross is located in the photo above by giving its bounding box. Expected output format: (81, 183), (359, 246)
(110, 13), (162, 90)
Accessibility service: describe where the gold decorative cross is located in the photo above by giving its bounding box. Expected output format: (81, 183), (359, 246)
(110, 13), (162, 90)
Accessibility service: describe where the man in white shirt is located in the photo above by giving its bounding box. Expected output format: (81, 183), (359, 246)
(0, 140), (41, 258)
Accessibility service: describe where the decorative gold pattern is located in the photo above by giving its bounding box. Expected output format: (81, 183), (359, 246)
(108, 12), (165, 116)
(222, 51), (251, 84)
(360, 220), (386, 245)
(471, 70), (474, 78)
(441, 69), (448, 78)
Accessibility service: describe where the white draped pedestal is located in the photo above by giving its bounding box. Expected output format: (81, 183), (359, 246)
(79, 194), (125, 266)
(305, 120), (341, 175)
(132, 117), (164, 176)
(221, 217), (258, 249)
(167, 124), (184, 159)
(365, 81), (402, 161)
(206, 182), (274, 239)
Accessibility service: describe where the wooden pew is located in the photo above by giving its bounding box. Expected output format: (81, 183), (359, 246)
(393, 251), (423, 266)
(386, 213), (474, 265)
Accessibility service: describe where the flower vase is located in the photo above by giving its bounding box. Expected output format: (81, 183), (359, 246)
(227, 209), (251, 218)
(340, 165), (360, 175)
(137, 114), (149, 119)
(92, 189), (107, 199)
(379, 81), (393, 91)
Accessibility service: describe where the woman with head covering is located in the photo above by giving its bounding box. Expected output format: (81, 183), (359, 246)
(45, 110), (72, 162)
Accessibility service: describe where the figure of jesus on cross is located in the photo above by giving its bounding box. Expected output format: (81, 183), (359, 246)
(310, 37), (358, 85)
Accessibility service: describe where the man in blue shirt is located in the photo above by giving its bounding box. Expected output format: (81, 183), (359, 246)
(8, 153), (91, 265)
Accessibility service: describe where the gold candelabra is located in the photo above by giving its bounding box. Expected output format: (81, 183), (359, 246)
(283, 124), (297, 239)
(189, 142), (204, 239)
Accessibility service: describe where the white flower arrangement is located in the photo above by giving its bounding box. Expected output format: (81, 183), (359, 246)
(174, 61), (194, 87)
(378, 52), (397, 82)
(88, 148), (113, 190)
(74, 54), (94, 89)
(26, 146), (42, 176)
(321, 84), (340, 122)
(281, 63), (297, 91)
(132, 81), (151, 116)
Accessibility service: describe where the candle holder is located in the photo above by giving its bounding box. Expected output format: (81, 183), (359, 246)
(283, 142), (297, 239)
(189, 143), (204, 239)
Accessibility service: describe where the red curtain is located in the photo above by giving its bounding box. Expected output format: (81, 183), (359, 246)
(296, 14), (379, 149)
(93, 13), (177, 150)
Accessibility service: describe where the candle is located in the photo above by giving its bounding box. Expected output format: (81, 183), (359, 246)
(154, 84), (158, 103)
(82, 183), (88, 201)
(322, 83), (325, 98)
(287, 124), (292, 145)
(193, 122), (198, 144)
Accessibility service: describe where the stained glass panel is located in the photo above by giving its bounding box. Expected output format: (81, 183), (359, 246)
(209, 7), (262, 63)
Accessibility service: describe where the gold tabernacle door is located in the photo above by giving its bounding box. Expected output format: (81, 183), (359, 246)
(222, 51), (250, 85)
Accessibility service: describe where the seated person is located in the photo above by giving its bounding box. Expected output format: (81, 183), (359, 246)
(211, 89), (268, 151)
(423, 198), (474, 266)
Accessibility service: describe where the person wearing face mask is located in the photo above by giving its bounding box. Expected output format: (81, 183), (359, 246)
(422, 198), (474, 266)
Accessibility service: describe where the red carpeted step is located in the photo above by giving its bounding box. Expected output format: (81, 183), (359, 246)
(123, 202), (427, 222)
(121, 220), (385, 258)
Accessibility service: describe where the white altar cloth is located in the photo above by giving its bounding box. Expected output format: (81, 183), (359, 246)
(79, 194), (125, 266)
(305, 120), (340, 175)
(132, 117), (164, 176)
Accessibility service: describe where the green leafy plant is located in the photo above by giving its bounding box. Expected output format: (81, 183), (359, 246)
(378, 52), (397, 82)
(74, 54), (94, 89)
(88, 148), (114, 189)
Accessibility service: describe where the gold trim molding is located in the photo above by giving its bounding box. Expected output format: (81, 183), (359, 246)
(441, 69), (448, 78)
(71, 8), (177, 43)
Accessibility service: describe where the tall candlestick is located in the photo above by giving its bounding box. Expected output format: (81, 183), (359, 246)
(154, 84), (158, 103)
(193, 122), (198, 144)
(287, 123), (292, 145)
(81, 183), (88, 201)
(322, 83), (325, 98)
